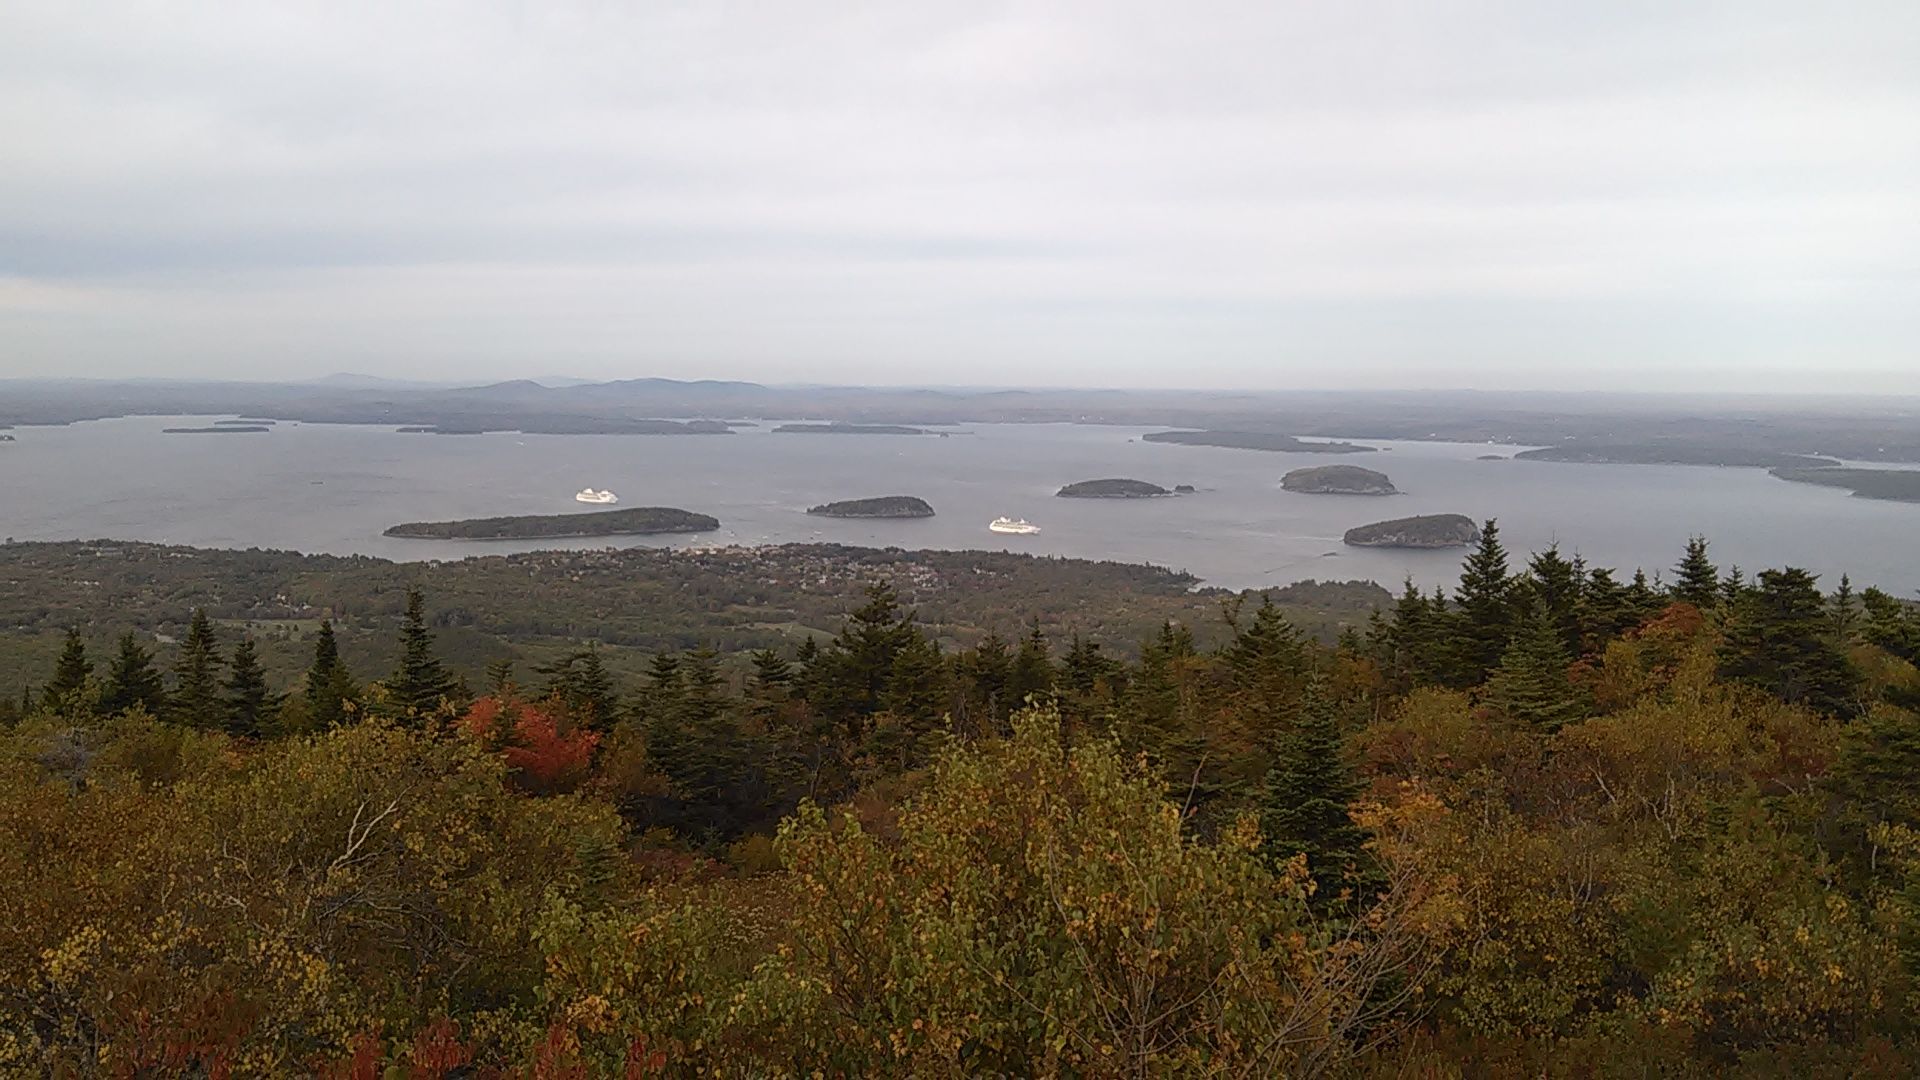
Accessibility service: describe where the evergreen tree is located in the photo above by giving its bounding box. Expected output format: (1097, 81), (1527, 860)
(809, 581), (920, 731)
(640, 651), (684, 728)
(1718, 565), (1749, 610)
(1625, 569), (1661, 621)
(1672, 537), (1720, 610)
(1524, 545), (1586, 657)
(304, 619), (356, 730)
(957, 633), (1013, 725)
(484, 657), (518, 700)
(540, 648), (621, 730)
(1386, 579), (1444, 687)
(1720, 568), (1858, 716)
(1008, 619), (1056, 708)
(1830, 575), (1860, 647)
(1260, 680), (1372, 909)
(100, 631), (166, 716)
(169, 609), (224, 728)
(223, 638), (274, 738)
(1058, 632), (1120, 727)
(1450, 519), (1516, 686)
(1482, 604), (1587, 732)
(388, 587), (455, 719)
(44, 628), (94, 713)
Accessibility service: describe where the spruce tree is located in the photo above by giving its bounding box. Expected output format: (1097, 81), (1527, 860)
(169, 609), (224, 728)
(1450, 519), (1515, 686)
(1672, 537), (1720, 610)
(1720, 568), (1858, 716)
(1482, 604), (1587, 732)
(100, 632), (166, 716)
(304, 619), (356, 729)
(223, 638), (273, 738)
(1008, 619), (1056, 708)
(1830, 575), (1860, 646)
(44, 628), (94, 713)
(1524, 545), (1586, 657)
(1260, 680), (1372, 908)
(388, 587), (455, 719)
(484, 657), (518, 700)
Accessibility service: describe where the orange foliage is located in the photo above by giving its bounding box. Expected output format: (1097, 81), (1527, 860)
(461, 696), (601, 795)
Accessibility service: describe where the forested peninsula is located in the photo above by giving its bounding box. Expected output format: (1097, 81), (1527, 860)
(1769, 466), (1920, 502)
(383, 507), (719, 540)
(1144, 430), (1377, 453)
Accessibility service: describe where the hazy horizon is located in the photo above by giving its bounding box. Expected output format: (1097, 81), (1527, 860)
(4, 2), (1917, 393)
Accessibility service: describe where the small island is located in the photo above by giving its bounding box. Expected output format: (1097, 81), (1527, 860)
(806, 495), (936, 518)
(162, 425), (271, 434)
(1143, 430), (1377, 454)
(1342, 514), (1481, 549)
(1057, 478), (1172, 498)
(215, 418), (276, 426)
(1173, 484), (1196, 493)
(773, 423), (932, 435)
(1769, 466), (1920, 503)
(1476, 454), (1507, 461)
(1281, 465), (1398, 495)
(384, 507), (719, 540)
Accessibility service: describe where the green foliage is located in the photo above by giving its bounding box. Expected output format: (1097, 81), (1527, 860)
(1482, 603), (1588, 732)
(168, 609), (224, 728)
(223, 637), (274, 738)
(1450, 518), (1516, 685)
(385, 587), (456, 720)
(100, 632), (166, 717)
(302, 618), (357, 731)
(1672, 536), (1721, 610)
(1260, 681), (1372, 907)
(1720, 568), (1859, 717)
(43, 628), (93, 714)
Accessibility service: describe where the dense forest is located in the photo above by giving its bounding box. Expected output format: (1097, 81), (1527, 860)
(4, 526), (1920, 1075)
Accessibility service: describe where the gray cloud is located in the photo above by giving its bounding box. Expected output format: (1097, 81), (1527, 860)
(2, 0), (1916, 390)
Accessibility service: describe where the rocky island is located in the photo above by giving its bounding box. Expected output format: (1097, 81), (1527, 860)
(773, 423), (932, 435)
(806, 496), (936, 518)
(1143, 430), (1377, 454)
(1057, 478), (1172, 498)
(1342, 514), (1481, 549)
(1281, 465), (1397, 495)
(384, 507), (719, 540)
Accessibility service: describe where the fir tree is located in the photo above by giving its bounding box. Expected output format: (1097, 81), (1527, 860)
(1720, 568), (1858, 716)
(44, 628), (94, 713)
(1672, 537), (1720, 610)
(540, 648), (621, 730)
(100, 631), (166, 716)
(1260, 680), (1372, 908)
(169, 609), (224, 728)
(304, 619), (356, 729)
(388, 587), (455, 719)
(1482, 603), (1587, 732)
(223, 638), (274, 738)
(1830, 575), (1860, 647)
(1450, 519), (1516, 686)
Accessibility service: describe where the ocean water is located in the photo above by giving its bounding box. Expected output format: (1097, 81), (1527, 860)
(2, 416), (1916, 596)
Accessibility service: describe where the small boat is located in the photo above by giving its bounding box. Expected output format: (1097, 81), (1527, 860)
(989, 516), (1040, 535)
(575, 488), (619, 504)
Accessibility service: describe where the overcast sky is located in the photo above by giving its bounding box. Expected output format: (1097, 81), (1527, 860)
(2, 1), (1917, 392)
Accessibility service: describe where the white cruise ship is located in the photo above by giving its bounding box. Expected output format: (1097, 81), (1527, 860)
(989, 516), (1040, 535)
(575, 488), (619, 504)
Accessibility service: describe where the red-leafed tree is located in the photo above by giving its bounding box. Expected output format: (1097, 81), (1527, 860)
(461, 696), (600, 795)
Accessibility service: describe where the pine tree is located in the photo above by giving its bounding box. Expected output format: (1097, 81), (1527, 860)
(1720, 568), (1858, 716)
(388, 587), (455, 720)
(1719, 566), (1749, 610)
(1626, 569), (1660, 621)
(223, 638), (273, 737)
(540, 648), (621, 730)
(304, 619), (356, 730)
(1450, 519), (1515, 686)
(1260, 680), (1372, 908)
(1830, 575), (1860, 647)
(44, 628), (94, 713)
(958, 633), (1013, 723)
(169, 609), (224, 728)
(1482, 604), (1587, 732)
(100, 632), (166, 716)
(1672, 537), (1719, 610)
